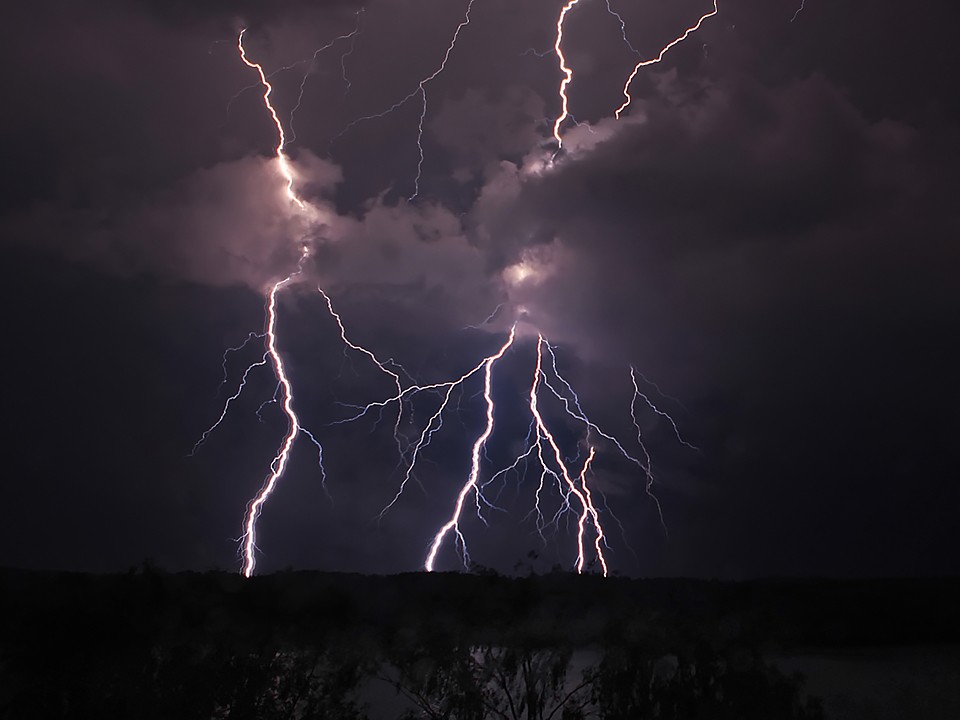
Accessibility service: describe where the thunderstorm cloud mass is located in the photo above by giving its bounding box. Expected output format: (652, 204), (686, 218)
(1, 0), (958, 578)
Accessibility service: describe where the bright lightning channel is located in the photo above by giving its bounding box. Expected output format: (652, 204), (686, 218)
(203, 277), (689, 575)
(552, 0), (583, 149)
(223, 31), (319, 576)
(238, 29), (305, 209)
(425, 326), (518, 571)
(241, 276), (301, 577)
(528, 336), (607, 575)
(615, 1), (719, 118)
(309, 300), (649, 575)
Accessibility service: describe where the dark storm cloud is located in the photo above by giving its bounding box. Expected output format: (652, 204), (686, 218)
(6, 154), (345, 288)
(102, 0), (362, 30)
(430, 86), (547, 180)
(2, 0), (542, 296)
(479, 68), (948, 355)
(306, 198), (503, 335)
(0, 0), (354, 286)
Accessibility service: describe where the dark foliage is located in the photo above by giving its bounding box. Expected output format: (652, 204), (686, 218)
(3, 567), (956, 718)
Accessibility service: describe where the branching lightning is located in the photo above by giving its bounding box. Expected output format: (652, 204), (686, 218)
(528, 336), (608, 575)
(195, 5), (709, 577)
(288, 11), (365, 145)
(551, 0), (720, 144)
(424, 326), (517, 571)
(215, 332), (265, 396)
(209, 31), (318, 576)
(332, 0), (478, 199)
(313, 320), (634, 575)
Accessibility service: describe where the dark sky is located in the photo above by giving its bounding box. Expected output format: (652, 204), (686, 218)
(1, 0), (958, 578)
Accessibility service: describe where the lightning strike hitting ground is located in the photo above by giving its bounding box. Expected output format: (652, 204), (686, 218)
(258, 291), (665, 574)
(425, 326), (517, 572)
(630, 366), (697, 452)
(551, 0), (719, 144)
(464, 303), (505, 330)
(193, 253), (328, 576)
(320, 318), (523, 527)
(200, 287), (688, 574)
(528, 336), (608, 575)
(240, 277), (301, 577)
(615, 1), (720, 118)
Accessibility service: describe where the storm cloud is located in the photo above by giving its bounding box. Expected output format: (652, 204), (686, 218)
(1, 0), (957, 577)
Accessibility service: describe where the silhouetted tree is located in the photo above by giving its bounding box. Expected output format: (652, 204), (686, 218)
(588, 642), (824, 720)
(384, 640), (592, 720)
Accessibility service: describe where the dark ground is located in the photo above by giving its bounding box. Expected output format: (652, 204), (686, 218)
(2, 567), (959, 718)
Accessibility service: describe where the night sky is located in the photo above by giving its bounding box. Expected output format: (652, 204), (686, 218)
(2, 0), (958, 579)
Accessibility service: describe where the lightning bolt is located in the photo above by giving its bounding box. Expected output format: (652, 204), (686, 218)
(316, 287), (415, 463)
(322, 322), (520, 525)
(288, 11), (365, 145)
(528, 336), (608, 575)
(791, 0), (806, 22)
(199, 286), (688, 575)
(520, 46), (553, 59)
(304, 305), (656, 576)
(419, 330), (637, 576)
(193, 252), (329, 576)
(197, 33), (321, 576)
(552, 0), (583, 149)
(240, 276), (301, 577)
(340, 9), (364, 95)
(318, 288), (402, 393)
(615, 1), (720, 119)
(238, 28), (304, 209)
(425, 326), (517, 571)
(603, 0), (641, 56)
(463, 303), (504, 330)
(332, 0), (478, 200)
(190, 351), (270, 457)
